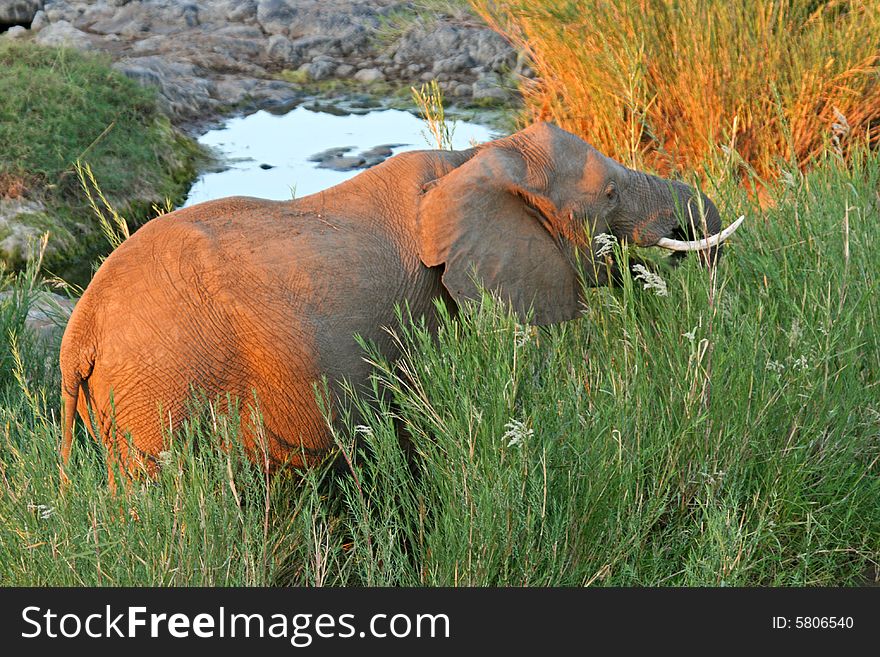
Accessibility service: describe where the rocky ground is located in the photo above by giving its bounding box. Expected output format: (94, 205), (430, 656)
(1, 0), (526, 128)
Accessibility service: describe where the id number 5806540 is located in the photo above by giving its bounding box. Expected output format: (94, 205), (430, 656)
(795, 617), (853, 629)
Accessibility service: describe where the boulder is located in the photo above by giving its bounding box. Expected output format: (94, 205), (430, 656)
(0, 0), (43, 26)
(34, 19), (94, 51)
(256, 0), (297, 37)
(2, 23), (27, 37)
(11, 0), (521, 130)
(88, 3), (152, 37)
(472, 74), (512, 102)
(308, 146), (354, 163)
(300, 57), (337, 81)
(432, 53), (476, 74)
(290, 34), (343, 60)
(227, 0), (257, 23)
(466, 28), (516, 72)
(29, 7), (45, 30)
(318, 155), (366, 171)
(334, 63), (355, 77)
(113, 56), (217, 120)
(354, 67), (384, 84)
(265, 33), (297, 64)
(394, 21), (517, 79)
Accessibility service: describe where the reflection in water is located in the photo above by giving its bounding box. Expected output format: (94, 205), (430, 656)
(183, 106), (496, 206)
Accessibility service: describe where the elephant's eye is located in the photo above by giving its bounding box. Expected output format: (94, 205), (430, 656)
(605, 182), (618, 202)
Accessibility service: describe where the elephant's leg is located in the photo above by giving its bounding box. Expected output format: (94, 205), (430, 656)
(73, 381), (136, 494)
(81, 363), (190, 484)
(242, 333), (333, 470)
(238, 381), (334, 470)
(99, 415), (161, 493)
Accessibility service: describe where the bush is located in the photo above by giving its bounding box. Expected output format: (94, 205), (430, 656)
(472, 0), (880, 181)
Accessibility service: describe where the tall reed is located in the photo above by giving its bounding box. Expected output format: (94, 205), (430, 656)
(472, 0), (880, 181)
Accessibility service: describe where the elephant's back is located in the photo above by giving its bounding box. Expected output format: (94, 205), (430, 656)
(65, 197), (324, 453)
(72, 198), (291, 377)
(83, 196), (289, 301)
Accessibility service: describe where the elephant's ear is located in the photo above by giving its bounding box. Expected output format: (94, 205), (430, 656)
(416, 145), (581, 325)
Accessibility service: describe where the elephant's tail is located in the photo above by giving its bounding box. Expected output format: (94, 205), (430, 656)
(59, 330), (95, 490)
(59, 377), (80, 488)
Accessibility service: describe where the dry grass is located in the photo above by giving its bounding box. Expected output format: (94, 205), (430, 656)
(472, 0), (880, 181)
(0, 173), (27, 200)
(412, 80), (457, 150)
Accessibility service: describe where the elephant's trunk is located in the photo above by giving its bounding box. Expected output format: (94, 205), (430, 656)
(633, 177), (737, 265)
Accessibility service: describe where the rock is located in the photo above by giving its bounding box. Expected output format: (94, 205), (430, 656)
(0, 0), (43, 26)
(393, 20), (518, 83)
(308, 143), (403, 171)
(290, 34), (342, 60)
(303, 101), (352, 116)
(212, 75), (294, 113)
(8, 0), (520, 132)
(344, 93), (381, 110)
(394, 24), (461, 65)
(88, 3), (151, 37)
(472, 74), (512, 103)
(261, 95), (303, 115)
(2, 23), (26, 37)
(334, 63), (355, 78)
(113, 56), (217, 120)
(467, 29), (516, 72)
(318, 155), (366, 171)
(184, 36), (265, 72)
(227, 0), (257, 22)
(78, 3), (117, 28)
(358, 144), (404, 167)
(34, 20), (94, 51)
(215, 25), (265, 39)
(265, 33), (297, 64)
(359, 145), (393, 159)
(299, 57), (337, 81)
(256, 0), (296, 37)
(181, 3), (199, 28)
(433, 53), (476, 75)
(29, 7), (45, 30)
(354, 67), (384, 84)
(308, 146), (354, 163)
(44, 3), (78, 24)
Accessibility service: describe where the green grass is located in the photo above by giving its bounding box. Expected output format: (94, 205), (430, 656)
(0, 42), (201, 276)
(1, 145), (876, 585)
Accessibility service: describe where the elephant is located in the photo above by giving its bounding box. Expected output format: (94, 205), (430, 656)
(59, 122), (739, 487)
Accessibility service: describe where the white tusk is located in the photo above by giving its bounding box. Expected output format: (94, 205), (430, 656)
(655, 215), (745, 252)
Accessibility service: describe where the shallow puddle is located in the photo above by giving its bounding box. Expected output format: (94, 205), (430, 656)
(183, 105), (497, 206)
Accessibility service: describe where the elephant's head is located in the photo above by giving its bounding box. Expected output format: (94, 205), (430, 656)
(417, 122), (740, 324)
